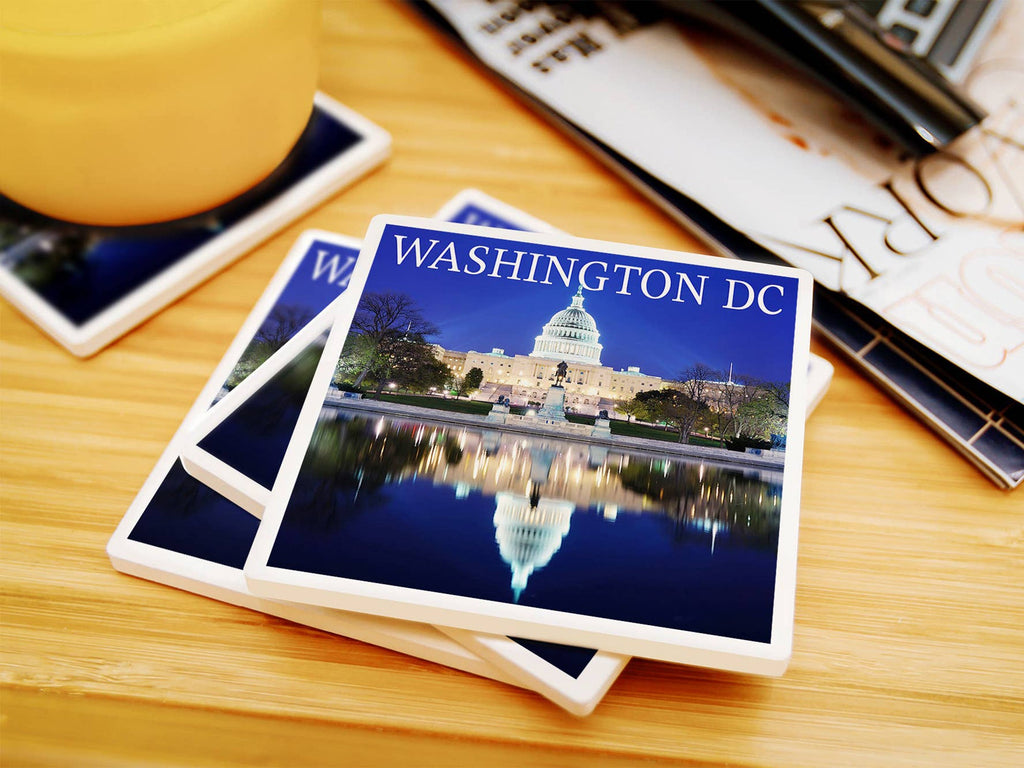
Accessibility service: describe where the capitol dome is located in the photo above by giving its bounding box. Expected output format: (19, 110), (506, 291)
(530, 287), (603, 366)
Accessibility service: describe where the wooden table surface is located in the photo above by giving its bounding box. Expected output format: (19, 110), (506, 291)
(2, 2), (1022, 765)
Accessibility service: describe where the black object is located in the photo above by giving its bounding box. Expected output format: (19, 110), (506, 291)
(655, 0), (986, 155)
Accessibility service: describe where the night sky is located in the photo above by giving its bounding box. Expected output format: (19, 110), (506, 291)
(269, 239), (358, 315)
(360, 223), (803, 383)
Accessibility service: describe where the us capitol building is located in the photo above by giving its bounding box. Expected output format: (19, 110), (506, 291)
(433, 287), (680, 417)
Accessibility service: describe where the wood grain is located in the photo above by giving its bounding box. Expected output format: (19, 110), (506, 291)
(2, 2), (1022, 765)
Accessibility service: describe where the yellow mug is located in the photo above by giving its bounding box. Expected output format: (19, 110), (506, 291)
(0, 0), (321, 226)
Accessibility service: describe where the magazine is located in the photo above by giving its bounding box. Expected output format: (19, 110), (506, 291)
(411, 0), (1024, 488)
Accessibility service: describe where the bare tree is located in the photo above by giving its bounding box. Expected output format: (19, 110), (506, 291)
(347, 292), (439, 389)
(707, 370), (768, 444)
(679, 362), (715, 409)
(673, 363), (717, 443)
(254, 305), (315, 350)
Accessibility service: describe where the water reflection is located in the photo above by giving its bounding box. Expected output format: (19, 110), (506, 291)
(300, 410), (780, 536)
(273, 406), (783, 641)
(494, 489), (573, 601)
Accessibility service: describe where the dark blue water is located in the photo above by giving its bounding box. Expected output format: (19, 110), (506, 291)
(199, 336), (325, 489)
(509, 638), (596, 677)
(0, 105), (363, 325)
(268, 412), (781, 644)
(128, 459), (604, 678)
(129, 460), (257, 568)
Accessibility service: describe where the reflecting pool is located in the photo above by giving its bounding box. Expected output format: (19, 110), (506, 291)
(268, 406), (784, 643)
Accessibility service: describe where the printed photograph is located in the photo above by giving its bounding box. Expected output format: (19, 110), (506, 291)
(267, 223), (804, 643)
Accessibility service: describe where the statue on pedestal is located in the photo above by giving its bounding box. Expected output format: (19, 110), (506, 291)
(554, 361), (568, 387)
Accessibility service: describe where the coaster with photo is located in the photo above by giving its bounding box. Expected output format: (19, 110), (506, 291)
(0, 92), (390, 357)
(182, 191), (832, 709)
(105, 230), (520, 686)
(244, 215), (814, 672)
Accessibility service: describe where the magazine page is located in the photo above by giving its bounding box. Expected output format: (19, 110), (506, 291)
(427, 0), (1024, 403)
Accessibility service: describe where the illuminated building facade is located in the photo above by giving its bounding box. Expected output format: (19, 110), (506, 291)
(434, 288), (675, 416)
